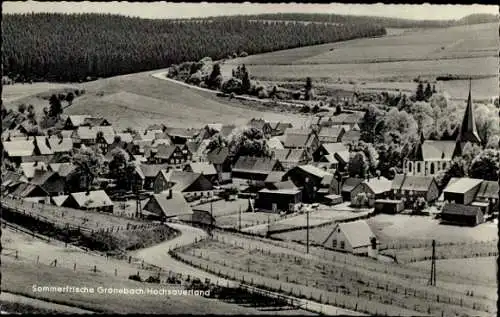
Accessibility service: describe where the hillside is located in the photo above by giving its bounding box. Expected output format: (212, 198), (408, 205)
(3, 69), (310, 131)
(2, 13), (385, 82)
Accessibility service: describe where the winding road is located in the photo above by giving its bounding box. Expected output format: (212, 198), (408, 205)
(132, 222), (364, 316)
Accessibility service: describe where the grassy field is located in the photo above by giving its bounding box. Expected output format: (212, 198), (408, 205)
(3, 69), (309, 131)
(195, 199), (249, 218)
(222, 22), (498, 99)
(367, 214), (498, 243)
(1, 256), (266, 315)
(178, 239), (495, 316)
(215, 212), (282, 229)
(407, 257), (497, 284)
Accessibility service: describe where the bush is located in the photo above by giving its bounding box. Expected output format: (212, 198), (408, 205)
(312, 105), (320, 113)
(186, 71), (203, 85)
(239, 51), (248, 57)
(221, 77), (242, 94)
(300, 105), (310, 113)
(128, 274), (142, 282)
(257, 89), (269, 99)
(145, 275), (161, 284)
(352, 192), (369, 207)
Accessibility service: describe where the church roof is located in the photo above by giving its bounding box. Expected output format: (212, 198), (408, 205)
(456, 81), (481, 145)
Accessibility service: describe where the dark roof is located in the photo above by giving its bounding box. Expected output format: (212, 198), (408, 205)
(441, 203), (483, 216)
(206, 147), (230, 165)
(82, 117), (110, 127)
(341, 130), (361, 143)
(49, 163), (77, 177)
(139, 163), (170, 178)
(341, 177), (364, 192)
(11, 183), (48, 198)
(391, 174), (436, 192)
(318, 126), (345, 139)
(31, 170), (58, 186)
(283, 132), (315, 148)
(145, 191), (193, 218)
(271, 148), (306, 163)
(156, 144), (178, 159)
(166, 170), (204, 192)
(265, 171), (286, 184)
(475, 181), (499, 200)
(233, 156), (280, 174)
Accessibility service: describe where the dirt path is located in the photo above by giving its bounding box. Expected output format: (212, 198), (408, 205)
(0, 292), (94, 314)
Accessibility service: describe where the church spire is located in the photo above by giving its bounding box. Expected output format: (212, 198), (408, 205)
(456, 78), (481, 145)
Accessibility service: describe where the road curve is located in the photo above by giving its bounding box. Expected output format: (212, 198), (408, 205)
(133, 222), (365, 316)
(0, 292), (94, 314)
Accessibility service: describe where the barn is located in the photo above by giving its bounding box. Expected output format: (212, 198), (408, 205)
(443, 177), (483, 205)
(440, 203), (484, 226)
(255, 188), (302, 213)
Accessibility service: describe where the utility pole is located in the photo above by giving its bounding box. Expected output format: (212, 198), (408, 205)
(306, 208), (310, 254)
(428, 239), (436, 286)
(210, 199), (214, 237)
(238, 206), (242, 231)
(266, 213), (270, 237)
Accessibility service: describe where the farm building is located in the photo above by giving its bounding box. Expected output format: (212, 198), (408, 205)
(283, 165), (334, 203)
(341, 177), (364, 202)
(146, 144), (191, 166)
(10, 182), (49, 199)
(143, 189), (193, 220)
(20, 162), (48, 180)
(62, 190), (114, 212)
(271, 148), (309, 170)
(322, 194), (343, 206)
(232, 156), (284, 182)
(474, 180), (499, 214)
(322, 220), (378, 255)
(255, 188), (302, 213)
(440, 203), (484, 226)
(184, 162), (218, 183)
(350, 176), (392, 206)
(374, 199), (405, 214)
(391, 174), (440, 207)
(317, 126), (346, 143)
(64, 115), (91, 130)
(443, 177), (483, 205)
(164, 127), (200, 144)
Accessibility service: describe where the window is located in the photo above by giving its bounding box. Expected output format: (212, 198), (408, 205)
(430, 162), (435, 175)
(408, 162), (413, 173)
(332, 239), (337, 248)
(417, 162), (421, 173)
(340, 241), (345, 249)
(442, 162), (447, 170)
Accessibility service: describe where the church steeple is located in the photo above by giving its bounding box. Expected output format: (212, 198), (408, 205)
(456, 79), (481, 145)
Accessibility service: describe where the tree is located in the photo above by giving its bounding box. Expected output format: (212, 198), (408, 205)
(1, 103), (6, 119)
(468, 149), (500, 181)
(383, 108), (418, 146)
(71, 146), (104, 192)
(413, 197), (427, 212)
(241, 67), (251, 94)
(359, 105), (384, 143)
(415, 82), (425, 102)
(474, 103), (500, 148)
(424, 83), (433, 101)
(409, 101), (434, 136)
(66, 92), (75, 106)
(305, 77), (314, 101)
(207, 63), (222, 89)
(18, 104), (26, 114)
(49, 94), (63, 117)
(435, 158), (467, 190)
(27, 104), (36, 124)
(312, 104), (320, 114)
(348, 151), (367, 178)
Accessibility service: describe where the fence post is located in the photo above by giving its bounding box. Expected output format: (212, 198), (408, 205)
(36, 255), (39, 264)
(115, 268), (118, 276)
(15, 250), (18, 259)
(94, 265), (97, 273)
(74, 263), (77, 271)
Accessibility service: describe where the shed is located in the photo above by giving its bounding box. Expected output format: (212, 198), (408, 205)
(374, 199), (405, 214)
(323, 194), (343, 206)
(63, 190), (114, 212)
(143, 190), (193, 220)
(441, 203), (484, 226)
(255, 188), (302, 213)
(443, 178), (483, 205)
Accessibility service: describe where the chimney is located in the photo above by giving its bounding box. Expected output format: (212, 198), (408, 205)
(168, 189), (173, 199)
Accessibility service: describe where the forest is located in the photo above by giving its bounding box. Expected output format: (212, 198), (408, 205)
(237, 13), (499, 28)
(2, 13), (385, 82)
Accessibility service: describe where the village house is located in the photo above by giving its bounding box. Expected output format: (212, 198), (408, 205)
(317, 126), (346, 143)
(51, 195), (69, 207)
(47, 136), (73, 155)
(374, 199), (405, 214)
(232, 156), (284, 184)
(184, 162), (218, 184)
(267, 121), (293, 136)
(350, 176), (392, 207)
(1, 170), (23, 194)
(443, 177), (483, 205)
(313, 142), (350, 171)
(72, 126), (115, 147)
(282, 129), (320, 156)
(340, 177), (364, 202)
(474, 181), (499, 214)
(153, 170), (214, 195)
(391, 174), (440, 207)
(328, 112), (364, 130)
(10, 182), (49, 200)
(264, 171), (286, 188)
(283, 165), (334, 203)
(30, 169), (66, 196)
(177, 209), (216, 230)
(34, 136), (54, 156)
(143, 189), (193, 221)
(206, 147), (232, 184)
(2, 139), (36, 165)
(20, 161), (48, 180)
(62, 190), (114, 212)
(64, 115), (91, 130)
(322, 220), (378, 256)
(165, 127), (200, 144)
(139, 163), (170, 189)
(81, 117), (111, 127)
(147, 144), (190, 167)
(271, 148), (309, 170)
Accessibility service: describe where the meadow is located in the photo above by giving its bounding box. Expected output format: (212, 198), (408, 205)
(222, 22), (498, 99)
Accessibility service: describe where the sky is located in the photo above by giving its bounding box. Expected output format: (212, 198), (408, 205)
(3, 2), (499, 20)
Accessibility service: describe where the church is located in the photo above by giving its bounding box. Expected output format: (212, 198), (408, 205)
(403, 84), (482, 176)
